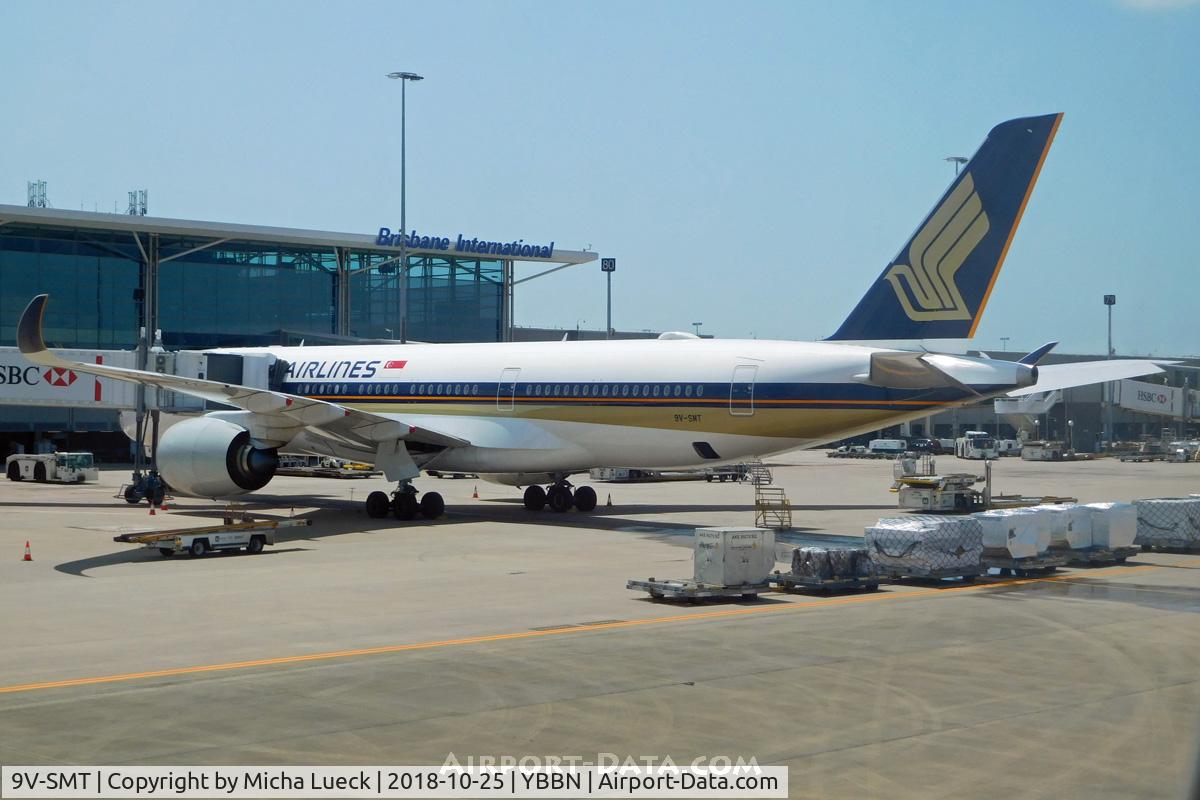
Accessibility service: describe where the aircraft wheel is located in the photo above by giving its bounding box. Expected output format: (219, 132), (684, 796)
(7, 462), (21, 481)
(33, 463), (47, 483)
(124, 485), (142, 504)
(573, 485), (598, 512)
(523, 485), (547, 511)
(548, 485), (574, 513)
(420, 491), (445, 519)
(393, 492), (419, 520)
(365, 490), (391, 518)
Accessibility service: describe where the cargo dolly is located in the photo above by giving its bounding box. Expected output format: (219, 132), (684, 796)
(114, 518), (313, 558)
(1060, 545), (1140, 566)
(626, 577), (769, 601)
(1139, 543), (1200, 555)
(981, 551), (1067, 577)
(766, 570), (879, 593)
(879, 565), (983, 583)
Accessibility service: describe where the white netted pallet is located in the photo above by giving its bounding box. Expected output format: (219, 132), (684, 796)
(865, 515), (983, 579)
(1134, 498), (1200, 551)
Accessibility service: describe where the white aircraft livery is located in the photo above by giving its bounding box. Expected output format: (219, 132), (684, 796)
(14, 113), (1166, 519)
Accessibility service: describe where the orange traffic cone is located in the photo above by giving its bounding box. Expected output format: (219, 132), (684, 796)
(472, 486), (479, 499)
(149, 505), (156, 516)
(23, 541), (32, 561)
(160, 498), (170, 511)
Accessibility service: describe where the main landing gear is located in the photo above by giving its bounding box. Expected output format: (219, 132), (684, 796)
(364, 484), (444, 520)
(523, 480), (598, 513)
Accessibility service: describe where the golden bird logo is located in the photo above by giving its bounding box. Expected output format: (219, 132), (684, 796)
(885, 172), (990, 321)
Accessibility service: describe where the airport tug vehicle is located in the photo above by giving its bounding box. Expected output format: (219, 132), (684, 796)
(6, 452), (99, 483)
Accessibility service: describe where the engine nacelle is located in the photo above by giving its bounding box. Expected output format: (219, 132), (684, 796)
(157, 416), (279, 498)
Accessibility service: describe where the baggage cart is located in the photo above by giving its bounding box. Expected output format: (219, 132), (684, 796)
(114, 517), (312, 557)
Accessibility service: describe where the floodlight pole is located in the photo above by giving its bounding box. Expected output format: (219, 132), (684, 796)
(600, 258), (616, 339)
(606, 271), (612, 339)
(388, 71), (423, 342)
(1104, 294), (1116, 449)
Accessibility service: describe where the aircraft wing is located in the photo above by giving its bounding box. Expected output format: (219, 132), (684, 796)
(16, 295), (469, 450)
(1006, 359), (1170, 397)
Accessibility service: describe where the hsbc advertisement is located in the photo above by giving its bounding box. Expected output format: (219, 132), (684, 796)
(0, 347), (137, 409)
(1117, 379), (1184, 418)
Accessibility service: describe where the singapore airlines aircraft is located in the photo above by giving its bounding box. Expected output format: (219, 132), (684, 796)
(15, 113), (1164, 519)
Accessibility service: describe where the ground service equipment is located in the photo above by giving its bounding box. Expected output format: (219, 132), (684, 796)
(114, 517), (313, 557)
(6, 452), (98, 483)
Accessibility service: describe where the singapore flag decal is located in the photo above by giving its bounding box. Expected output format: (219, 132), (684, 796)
(384, 360), (408, 370)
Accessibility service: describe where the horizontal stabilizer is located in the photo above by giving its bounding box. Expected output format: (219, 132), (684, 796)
(1007, 360), (1169, 397)
(868, 350), (1037, 392)
(868, 351), (959, 390)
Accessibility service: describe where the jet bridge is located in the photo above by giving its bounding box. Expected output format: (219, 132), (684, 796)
(0, 346), (279, 413)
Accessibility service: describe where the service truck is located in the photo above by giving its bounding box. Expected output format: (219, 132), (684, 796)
(955, 431), (998, 460)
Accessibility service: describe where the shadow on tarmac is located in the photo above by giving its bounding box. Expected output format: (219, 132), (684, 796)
(54, 546), (313, 577)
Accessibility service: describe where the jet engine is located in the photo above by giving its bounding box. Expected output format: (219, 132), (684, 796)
(157, 416), (279, 498)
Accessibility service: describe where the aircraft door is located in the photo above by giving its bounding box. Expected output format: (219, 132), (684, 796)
(730, 364), (758, 416)
(497, 367), (521, 411)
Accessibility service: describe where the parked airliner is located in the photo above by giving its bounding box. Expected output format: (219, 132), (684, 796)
(15, 113), (1164, 519)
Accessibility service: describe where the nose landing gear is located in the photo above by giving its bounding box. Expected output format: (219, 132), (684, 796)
(365, 484), (444, 520)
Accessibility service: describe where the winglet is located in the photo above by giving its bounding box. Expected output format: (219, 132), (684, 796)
(1018, 341), (1058, 366)
(16, 294), (56, 364)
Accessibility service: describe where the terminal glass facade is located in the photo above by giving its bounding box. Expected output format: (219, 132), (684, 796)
(158, 237), (340, 348)
(0, 224), (141, 349)
(1, 222), (505, 349)
(348, 254), (504, 343)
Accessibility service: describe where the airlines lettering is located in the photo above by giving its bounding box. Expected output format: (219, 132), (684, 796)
(376, 228), (555, 259)
(287, 360), (381, 380)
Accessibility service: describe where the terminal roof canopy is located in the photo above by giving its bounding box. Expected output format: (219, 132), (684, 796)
(0, 204), (595, 265)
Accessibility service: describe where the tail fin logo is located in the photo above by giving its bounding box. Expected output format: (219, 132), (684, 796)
(884, 172), (991, 321)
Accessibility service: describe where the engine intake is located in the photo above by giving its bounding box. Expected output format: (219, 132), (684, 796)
(157, 416), (278, 498)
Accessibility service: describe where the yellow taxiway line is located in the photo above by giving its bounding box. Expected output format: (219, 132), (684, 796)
(0, 562), (1170, 696)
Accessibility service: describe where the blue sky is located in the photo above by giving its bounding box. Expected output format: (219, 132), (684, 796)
(2, 0), (1197, 355)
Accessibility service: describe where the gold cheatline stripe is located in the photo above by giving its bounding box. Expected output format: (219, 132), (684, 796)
(0, 563), (1164, 696)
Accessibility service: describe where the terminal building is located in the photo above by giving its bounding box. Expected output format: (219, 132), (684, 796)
(0, 203), (594, 455)
(1, 203), (1194, 459)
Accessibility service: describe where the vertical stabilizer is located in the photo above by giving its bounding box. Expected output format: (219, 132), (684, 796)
(828, 113), (1062, 341)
